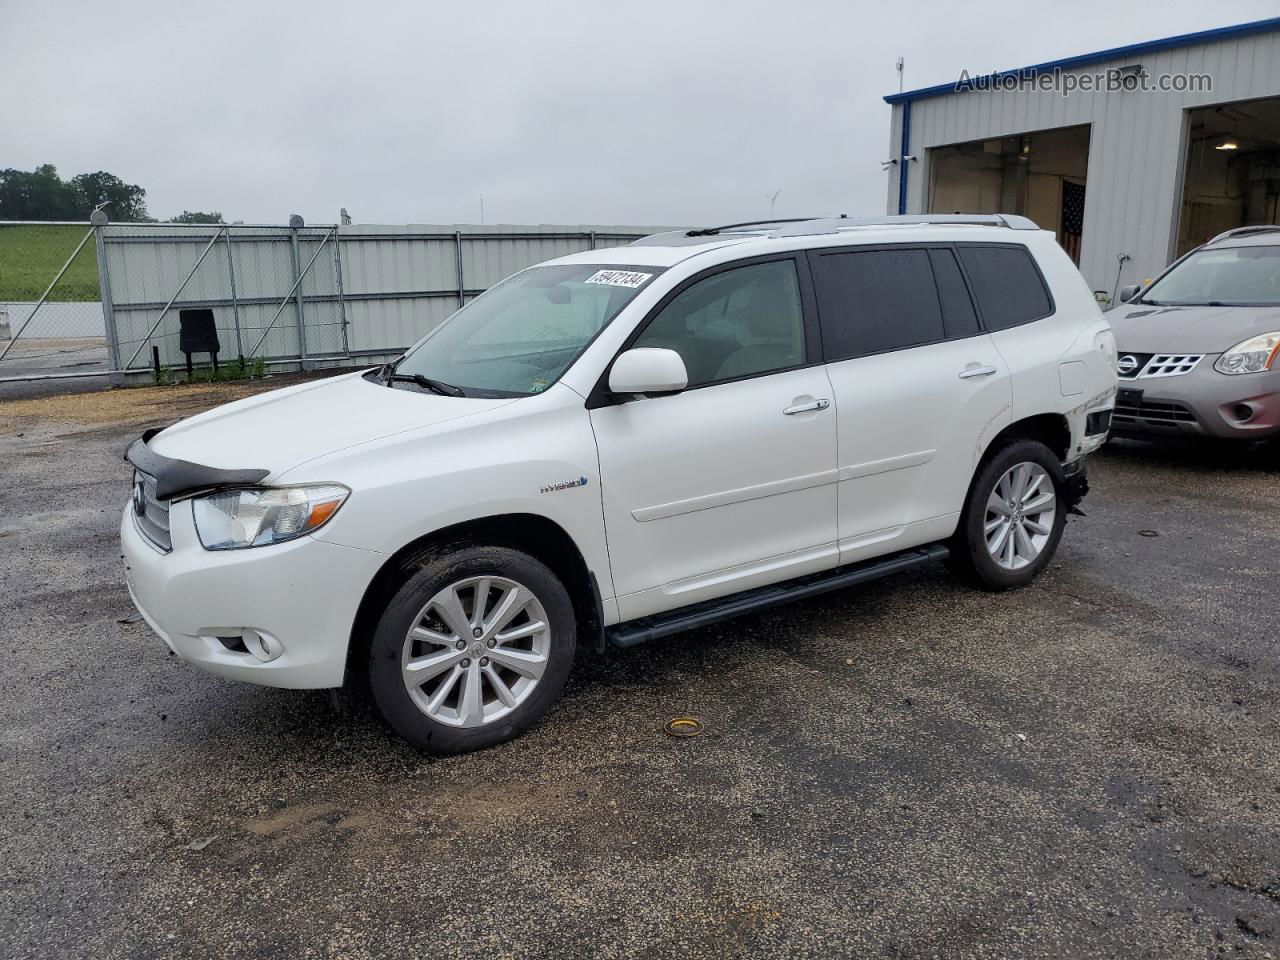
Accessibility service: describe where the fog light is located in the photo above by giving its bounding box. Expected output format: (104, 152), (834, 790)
(1086, 410), (1112, 435)
(242, 629), (283, 663)
(1232, 403), (1255, 423)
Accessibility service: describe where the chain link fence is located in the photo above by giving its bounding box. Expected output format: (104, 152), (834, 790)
(0, 222), (108, 381)
(0, 219), (663, 385)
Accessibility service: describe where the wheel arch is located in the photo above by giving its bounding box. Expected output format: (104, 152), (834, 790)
(344, 513), (604, 686)
(959, 412), (1072, 521)
(982, 412), (1071, 464)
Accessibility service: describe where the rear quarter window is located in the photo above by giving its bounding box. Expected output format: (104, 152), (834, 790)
(957, 245), (1053, 331)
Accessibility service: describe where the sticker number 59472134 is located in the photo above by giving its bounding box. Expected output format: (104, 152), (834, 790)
(583, 269), (653, 288)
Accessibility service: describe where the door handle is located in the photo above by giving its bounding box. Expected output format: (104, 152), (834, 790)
(783, 398), (830, 415)
(958, 365), (998, 380)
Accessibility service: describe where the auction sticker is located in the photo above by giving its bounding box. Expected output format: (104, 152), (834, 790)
(584, 269), (653, 288)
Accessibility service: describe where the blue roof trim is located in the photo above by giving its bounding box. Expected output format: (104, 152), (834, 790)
(884, 16), (1280, 104)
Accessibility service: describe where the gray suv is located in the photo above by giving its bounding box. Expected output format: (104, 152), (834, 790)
(1109, 226), (1280, 441)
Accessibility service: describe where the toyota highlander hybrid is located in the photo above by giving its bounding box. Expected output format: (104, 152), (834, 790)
(121, 214), (1118, 752)
(1109, 225), (1280, 441)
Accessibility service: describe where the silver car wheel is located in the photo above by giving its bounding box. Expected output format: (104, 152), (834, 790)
(400, 575), (551, 728)
(984, 461), (1056, 571)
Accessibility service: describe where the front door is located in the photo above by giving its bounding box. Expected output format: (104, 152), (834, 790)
(589, 256), (839, 622)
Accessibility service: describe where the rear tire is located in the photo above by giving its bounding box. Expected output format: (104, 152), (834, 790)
(367, 545), (576, 753)
(948, 438), (1067, 591)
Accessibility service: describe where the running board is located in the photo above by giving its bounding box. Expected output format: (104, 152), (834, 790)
(607, 543), (949, 649)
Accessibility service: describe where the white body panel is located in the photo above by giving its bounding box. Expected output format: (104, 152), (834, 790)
(590, 367), (838, 621)
(825, 335), (1012, 562)
(120, 221), (1117, 688)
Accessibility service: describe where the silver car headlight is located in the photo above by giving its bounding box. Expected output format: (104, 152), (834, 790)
(192, 484), (350, 550)
(1214, 331), (1280, 375)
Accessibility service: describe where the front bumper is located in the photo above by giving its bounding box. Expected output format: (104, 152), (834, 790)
(120, 499), (385, 689)
(1111, 360), (1280, 440)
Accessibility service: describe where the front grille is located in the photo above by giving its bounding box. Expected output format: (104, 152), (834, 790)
(1139, 354), (1204, 378)
(1117, 352), (1204, 380)
(133, 471), (172, 552)
(1112, 398), (1198, 427)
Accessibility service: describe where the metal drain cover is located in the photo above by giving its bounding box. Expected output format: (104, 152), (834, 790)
(664, 716), (705, 738)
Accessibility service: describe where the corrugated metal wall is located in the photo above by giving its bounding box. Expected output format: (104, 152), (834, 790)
(886, 28), (1280, 294)
(101, 223), (668, 372)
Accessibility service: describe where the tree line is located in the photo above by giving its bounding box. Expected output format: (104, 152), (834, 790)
(0, 164), (224, 224)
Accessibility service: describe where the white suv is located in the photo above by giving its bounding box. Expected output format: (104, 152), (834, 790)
(121, 215), (1117, 752)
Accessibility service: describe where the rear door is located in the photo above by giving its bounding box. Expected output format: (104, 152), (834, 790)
(808, 244), (1013, 562)
(953, 243), (1063, 421)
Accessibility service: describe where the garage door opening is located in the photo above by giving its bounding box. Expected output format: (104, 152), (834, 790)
(928, 124), (1091, 264)
(1177, 96), (1280, 256)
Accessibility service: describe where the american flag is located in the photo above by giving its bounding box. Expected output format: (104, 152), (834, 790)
(1060, 180), (1085, 264)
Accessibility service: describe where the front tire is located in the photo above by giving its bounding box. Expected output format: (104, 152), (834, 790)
(949, 438), (1067, 591)
(367, 545), (576, 753)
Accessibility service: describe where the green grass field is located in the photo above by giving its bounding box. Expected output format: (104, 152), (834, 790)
(0, 224), (100, 301)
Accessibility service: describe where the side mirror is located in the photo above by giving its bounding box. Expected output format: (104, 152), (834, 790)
(608, 347), (688, 395)
(1118, 284), (1141, 303)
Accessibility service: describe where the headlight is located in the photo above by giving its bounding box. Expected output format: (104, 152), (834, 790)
(1214, 331), (1280, 375)
(192, 484), (350, 550)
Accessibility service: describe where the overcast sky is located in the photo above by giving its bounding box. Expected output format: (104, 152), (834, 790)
(3, 0), (1277, 227)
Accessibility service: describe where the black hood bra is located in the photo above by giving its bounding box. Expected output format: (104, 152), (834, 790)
(124, 428), (269, 501)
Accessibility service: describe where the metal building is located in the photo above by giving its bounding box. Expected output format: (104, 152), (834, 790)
(884, 17), (1280, 299)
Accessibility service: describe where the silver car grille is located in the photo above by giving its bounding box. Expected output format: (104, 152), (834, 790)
(1112, 396), (1198, 427)
(1116, 353), (1204, 380)
(133, 471), (172, 552)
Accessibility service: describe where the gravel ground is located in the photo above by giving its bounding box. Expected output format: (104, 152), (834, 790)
(2, 382), (1278, 960)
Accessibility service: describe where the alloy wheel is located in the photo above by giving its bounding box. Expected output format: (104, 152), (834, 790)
(400, 576), (551, 727)
(984, 461), (1056, 571)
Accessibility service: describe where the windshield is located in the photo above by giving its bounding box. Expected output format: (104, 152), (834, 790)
(1142, 245), (1280, 307)
(391, 263), (663, 396)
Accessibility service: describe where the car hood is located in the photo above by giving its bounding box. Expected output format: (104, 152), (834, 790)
(147, 371), (515, 478)
(1108, 303), (1280, 353)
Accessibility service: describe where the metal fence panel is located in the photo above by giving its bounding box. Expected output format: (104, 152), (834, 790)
(1, 220), (671, 383)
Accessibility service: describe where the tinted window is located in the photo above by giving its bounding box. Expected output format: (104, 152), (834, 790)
(812, 248), (944, 360)
(957, 245), (1053, 331)
(632, 259), (805, 387)
(929, 248), (980, 338)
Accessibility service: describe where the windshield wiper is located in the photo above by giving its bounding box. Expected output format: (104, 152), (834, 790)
(385, 372), (465, 397)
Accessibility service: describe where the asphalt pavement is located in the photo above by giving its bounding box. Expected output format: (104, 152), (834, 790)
(1, 383), (1277, 959)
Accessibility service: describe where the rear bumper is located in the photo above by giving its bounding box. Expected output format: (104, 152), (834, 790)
(120, 501), (385, 689)
(1111, 362), (1280, 440)
(1063, 459), (1089, 511)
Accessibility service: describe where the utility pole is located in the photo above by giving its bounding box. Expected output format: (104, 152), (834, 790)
(479, 194), (485, 225)
(896, 56), (905, 93)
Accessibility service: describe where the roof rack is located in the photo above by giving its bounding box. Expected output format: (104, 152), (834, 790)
(686, 217), (833, 237)
(630, 213), (1040, 246)
(769, 213), (1040, 237)
(1208, 225), (1280, 244)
